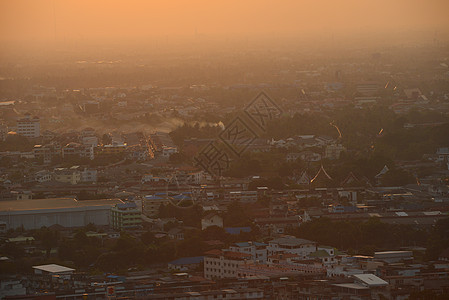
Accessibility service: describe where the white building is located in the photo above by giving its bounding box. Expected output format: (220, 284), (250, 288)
(201, 213), (223, 230)
(229, 242), (268, 263)
(204, 249), (252, 279)
(33, 264), (75, 276)
(35, 170), (52, 183)
(54, 167), (81, 185)
(17, 114), (40, 138)
(267, 236), (317, 259)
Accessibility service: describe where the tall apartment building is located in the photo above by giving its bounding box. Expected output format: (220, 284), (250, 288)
(17, 114), (40, 138)
(0, 123), (7, 141)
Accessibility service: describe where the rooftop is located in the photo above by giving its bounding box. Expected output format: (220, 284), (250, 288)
(353, 274), (388, 287)
(32, 264), (75, 274)
(269, 236), (316, 246)
(169, 256), (204, 265)
(0, 198), (123, 212)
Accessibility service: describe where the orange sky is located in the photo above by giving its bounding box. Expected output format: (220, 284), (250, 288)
(1, 0), (448, 44)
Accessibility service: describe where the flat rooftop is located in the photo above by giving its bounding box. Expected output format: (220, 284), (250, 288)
(0, 198), (123, 212)
(33, 264), (75, 274)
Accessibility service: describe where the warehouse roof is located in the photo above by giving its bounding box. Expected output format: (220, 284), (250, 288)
(0, 198), (123, 212)
(33, 264), (75, 274)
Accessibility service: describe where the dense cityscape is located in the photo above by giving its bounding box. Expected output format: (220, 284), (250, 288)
(1, 1), (449, 299)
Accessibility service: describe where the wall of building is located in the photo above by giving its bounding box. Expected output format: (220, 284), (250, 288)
(0, 206), (111, 230)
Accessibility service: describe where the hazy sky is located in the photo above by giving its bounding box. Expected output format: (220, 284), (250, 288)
(1, 0), (449, 44)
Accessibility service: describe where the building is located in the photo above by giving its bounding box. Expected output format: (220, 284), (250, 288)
(81, 168), (97, 183)
(175, 170), (204, 185)
(224, 191), (258, 203)
(141, 174), (169, 185)
(229, 242), (268, 263)
(201, 213), (223, 230)
(162, 146), (178, 157)
(62, 142), (94, 160)
(111, 202), (142, 230)
(239, 260), (326, 278)
(0, 122), (8, 141)
(373, 251), (413, 263)
(325, 144), (346, 160)
(143, 194), (171, 217)
(34, 170), (52, 183)
(286, 153), (301, 162)
(204, 249), (252, 279)
(0, 198), (122, 230)
(0, 280), (26, 299)
(356, 82), (380, 96)
(168, 256), (204, 271)
(17, 114), (40, 138)
(33, 144), (61, 163)
(102, 143), (127, 155)
(54, 167), (81, 185)
(33, 264), (75, 276)
(267, 236), (317, 259)
(147, 288), (263, 299)
(11, 191), (32, 201)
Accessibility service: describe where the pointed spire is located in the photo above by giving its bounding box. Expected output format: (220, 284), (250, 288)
(310, 164), (333, 184)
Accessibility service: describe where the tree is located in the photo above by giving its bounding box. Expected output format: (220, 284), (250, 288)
(381, 168), (415, 187)
(101, 133), (112, 145)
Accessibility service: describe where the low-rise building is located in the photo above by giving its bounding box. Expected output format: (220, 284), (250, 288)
(0, 198), (122, 230)
(229, 242), (268, 263)
(62, 142), (94, 160)
(325, 144), (346, 160)
(204, 249), (252, 279)
(81, 168), (97, 183)
(54, 167), (81, 185)
(35, 170), (52, 183)
(267, 236), (317, 259)
(168, 256), (204, 271)
(224, 191), (258, 203)
(201, 213), (223, 230)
